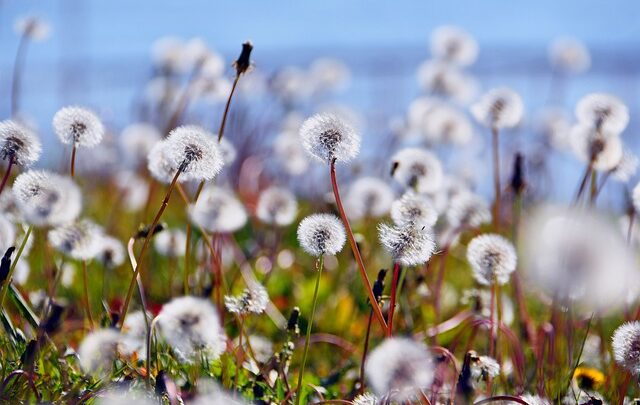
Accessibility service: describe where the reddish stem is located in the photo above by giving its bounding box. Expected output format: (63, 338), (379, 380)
(0, 155), (14, 197)
(492, 126), (501, 230)
(387, 262), (401, 337)
(70, 143), (77, 178)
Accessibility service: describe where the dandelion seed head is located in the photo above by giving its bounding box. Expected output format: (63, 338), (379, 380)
(536, 108), (572, 150)
(77, 328), (120, 376)
(569, 123), (623, 172)
(147, 141), (178, 183)
(48, 219), (104, 261)
(297, 214), (346, 257)
(119, 310), (149, 360)
(0, 120), (42, 166)
(471, 87), (524, 129)
(520, 394), (551, 405)
(0, 215), (16, 254)
(99, 235), (125, 268)
(612, 321), (640, 375)
(94, 388), (156, 405)
(549, 37), (591, 73)
(53, 106), (104, 147)
(164, 125), (223, 182)
(611, 150), (638, 183)
(466, 234), (517, 286)
(115, 171), (149, 212)
(365, 337), (434, 401)
(378, 223), (436, 266)
(345, 177), (394, 221)
(224, 283), (269, 315)
(300, 113), (360, 164)
(430, 26), (478, 66)
(446, 192), (491, 229)
(391, 191), (438, 228)
(353, 393), (379, 405)
(256, 186), (298, 226)
(0, 188), (23, 223)
(576, 93), (628, 134)
(309, 57), (351, 92)
(470, 354), (501, 380)
(218, 137), (237, 165)
(157, 296), (226, 362)
(120, 123), (161, 165)
(274, 132), (310, 175)
(153, 228), (187, 257)
(417, 61), (477, 103)
(423, 105), (474, 145)
(14, 16), (50, 41)
(13, 170), (82, 227)
(522, 205), (640, 312)
(391, 148), (444, 193)
(189, 186), (247, 233)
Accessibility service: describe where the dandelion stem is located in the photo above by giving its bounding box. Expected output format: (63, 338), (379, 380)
(184, 222), (192, 295)
(0, 155), (15, 197)
(573, 163), (593, 203)
(387, 262), (401, 337)
(119, 167), (182, 328)
(329, 160), (387, 331)
(489, 282), (497, 358)
(10, 34), (28, 116)
(217, 75), (240, 143)
(81, 260), (94, 329)
(70, 143), (77, 178)
(295, 255), (323, 405)
(234, 315), (245, 391)
(126, 238), (151, 335)
(491, 127), (501, 230)
(0, 225), (33, 309)
(145, 316), (160, 387)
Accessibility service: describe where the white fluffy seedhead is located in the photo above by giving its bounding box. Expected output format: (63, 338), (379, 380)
(53, 106), (104, 147)
(0, 120), (42, 166)
(613, 321), (640, 375)
(164, 125), (223, 182)
(225, 283), (269, 315)
(299, 113), (360, 164)
(344, 177), (394, 221)
(466, 234), (517, 286)
(548, 37), (591, 74)
(430, 25), (479, 66)
(297, 213), (346, 257)
(378, 222), (436, 266)
(471, 87), (524, 129)
(188, 186), (247, 233)
(575, 92), (628, 135)
(391, 191), (438, 228)
(569, 123), (623, 172)
(256, 186), (298, 226)
(48, 219), (104, 261)
(391, 148), (444, 193)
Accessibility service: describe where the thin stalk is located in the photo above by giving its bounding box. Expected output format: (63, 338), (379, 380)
(184, 223), (192, 294)
(234, 315), (245, 391)
(145, 316), (160, 387)
(491, 127), (501, 230)
(489, 282), (497, 358)
(0, 225), (33, 308)
(0, 155), (14, 196)
(359, 309), (374, 394)
(627, 211), (636, 245)
(82, 261), (94, 329)
(387, 262), (401, 337)
(573, 163), (593, 203)
(119, 168), (182, 328)
(329, 160), (387, 331)
(11, 34), (28, 116)
(70, 143), (77, 178)
(295, 255), (324, 405)
(126, 238), (151, 334)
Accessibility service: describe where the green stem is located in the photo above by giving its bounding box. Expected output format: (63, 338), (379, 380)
(0, 225), (33, 309)
(295, 255), (324, 405)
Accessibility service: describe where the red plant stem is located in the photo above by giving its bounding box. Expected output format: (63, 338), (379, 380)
(491, 126), (501, 230)
(489, 283), (497, 358)
(0, 155), (15, 197)
(70, 143), (77, 178)
(387, 262), (401, 337)
(217, 74), (240, 143)
(329, 160), (387, 331)
(119, 168), (182, 328)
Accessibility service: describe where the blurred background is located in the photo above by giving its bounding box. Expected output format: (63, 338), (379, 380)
(2, 0), (640, 203)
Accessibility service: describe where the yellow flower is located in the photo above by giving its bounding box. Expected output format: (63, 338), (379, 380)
(573, 366), (605, 390)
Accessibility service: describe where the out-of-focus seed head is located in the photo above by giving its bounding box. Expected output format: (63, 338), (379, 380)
(471, 87), (524, 130)
(345, 177), (394, 221)
(611, 150), (638, 183)
(466, 234), (517, 286)
(48, 219), (104, 261)
(297, 214), (346, 257)
(416, 61), (477, 103)
(0, 120), (42, 166)
(548, 37), (591, 74)
(120, 123), (161, 166)
(569, 123), (623, 172)
(218, 137), (237, 165)
(188, 186), (247, 233)
(378, 222), (436, 266)
(256, 186), (298, 226)
(299, 113), (360, 164)
(274, 131), (310, 175)
(224, 283), (269, 315)
(365, 337), (435, 401)
(53, 106), (104, 147)
(430, 26), (479, 66)
(575, 93), (628, 134)
(153, 228), (187, 257)
(390, 148), (444, 193)
(423, 105), (474, 145)
(14, 16), (50, 41)
(147, 141), (177, 184)
(77, 328), (120, 376)
(446, 192), (491, 230)
(164, 125), (223, 182)
(469, 354), (501, 380)
(98, 235), (125, 268)
(13, 170), (82, 227)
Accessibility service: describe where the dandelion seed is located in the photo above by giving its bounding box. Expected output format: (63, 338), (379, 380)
(256, 186), (298, 226)
(390, 148), (444, 193)
(378, 222), (436, 266)
(353, 393), (379, 405)
(188, 186), (247, 233)
(224, 283), (269, 315)
(612, 322), (640, 375)
(77, 328), (120, 376)
(157, 296), (226, 362)
(164, 125), (223, 181)
(430, 26), (478, 66)
(391, 191), (438, 228)
(297, 214), (346, 257)
(299, 113), (360, 164)
(569, 123), (623, 171)
(575, 93), (628, 134)
(446, 192), (491, 229)
(98, 235), (125, 268)
(466, 234), (517, 286)
(521, 205), (639, 311)
(365, 337), (434, 401)
(120, 123), (161, 166)
(13, 170), (82, 227)
(471, 87), (524, 129)
(0, 120), (42, 166)
(153, 228), (187, 257)
(48, 219), (104, 261)
(53, 106), (104, 147)
(469, 354), (501, 380)
(548, 37), (591, 74)
(14, 16), (50, 41)
(423, 105), (474, 145)
(344, 177), (394, 220)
